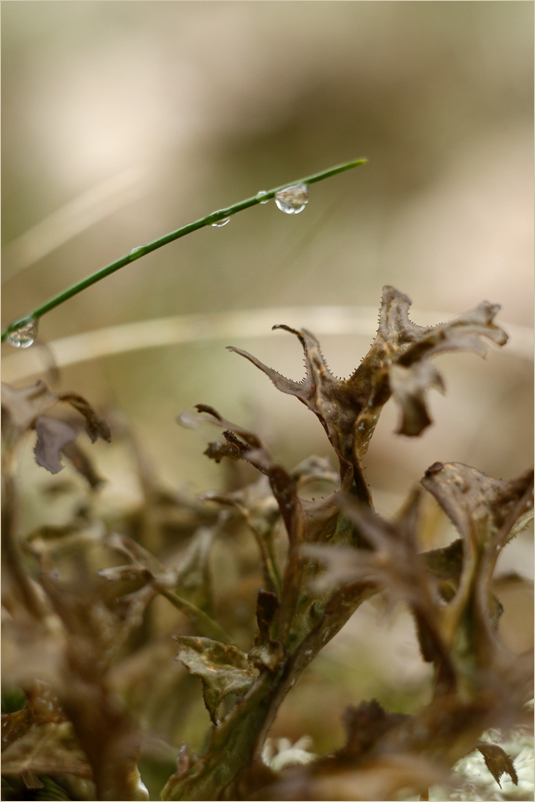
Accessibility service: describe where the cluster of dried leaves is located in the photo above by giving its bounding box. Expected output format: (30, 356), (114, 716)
(2, 287), (533, 800)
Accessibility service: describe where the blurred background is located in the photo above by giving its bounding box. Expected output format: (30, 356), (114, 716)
(2, 0), (533, 779)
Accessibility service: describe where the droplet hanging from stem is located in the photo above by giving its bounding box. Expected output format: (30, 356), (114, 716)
(275, 183), (309, 214)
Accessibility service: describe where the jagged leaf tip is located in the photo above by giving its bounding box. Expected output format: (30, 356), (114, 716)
(226, 287), (509, 476)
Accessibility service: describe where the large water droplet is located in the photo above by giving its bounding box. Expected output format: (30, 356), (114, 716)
(275, 183), (309, 214)
(256, 190), (270, 205)
(6, 317), (38, 348)
(211, 217), (231, 227)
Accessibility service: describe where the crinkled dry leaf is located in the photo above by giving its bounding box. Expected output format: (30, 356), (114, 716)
(307, 489), (459, 691)
(337, 700), (409, 760)
(55, 391), (111, 444)
(1, 683), (90, 781)
(178, 405), (304, 545)
(2, 380), (110, 476)
(420, 463), (534, 671)
(227, 287), (507, 487)
(421, 463), (534, 548)
(1, 722), (93, 780)
(389, 360), (444, 436)
(174, 636), (257, 725)
(476, 741), (519, 788)
(61, 440), (105, 487)
(34, 417), (78, 474)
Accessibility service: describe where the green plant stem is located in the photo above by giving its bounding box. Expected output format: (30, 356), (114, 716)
(160, 589), (233, 644)
(1, 159), (366, 343)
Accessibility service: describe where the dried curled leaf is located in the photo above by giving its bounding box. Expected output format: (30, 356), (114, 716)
(337, 700), (409, 761)
(227, 287), (508, 476)
(61, 440), (106, 488)
(307, 488), (457, 693)
(389, 361), (444, 436)
(55, 391), (111, 444)
(174, 636), (257, 724)
(1, 682), (91, 780)
(33, 416), (79, 474)
(2, 381), (61, 449)
(101, 531), (230, 643)
(476, 741), (518, 788)
(178, 406), (300, 540)
(420, 462), (534, 680)
(421, 463), (534, 549)
(178, 405), (372, 651)
(1, 722), (92, 781)
(2, 380), (110, 478)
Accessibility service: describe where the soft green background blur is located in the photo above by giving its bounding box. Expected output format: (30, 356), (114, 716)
(2, 0), (533, 770)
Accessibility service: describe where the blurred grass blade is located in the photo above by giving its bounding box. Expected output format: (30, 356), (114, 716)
(1, 158), (366, 342)
(2, 165), (152, 283)
(2, 307), (531, 383)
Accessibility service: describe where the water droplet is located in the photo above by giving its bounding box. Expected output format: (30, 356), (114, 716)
(275, 183), (309, 214)
(129, 246), (143, 258)
(211, 217), (230, 227)
(256, 190), (270, 204)
(6, 318), (38, 348)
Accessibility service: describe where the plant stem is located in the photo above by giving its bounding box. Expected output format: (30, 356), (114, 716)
(1, 159), (366, 343)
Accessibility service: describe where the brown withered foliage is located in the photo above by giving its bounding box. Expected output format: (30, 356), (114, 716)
(1, 287), (532, 801)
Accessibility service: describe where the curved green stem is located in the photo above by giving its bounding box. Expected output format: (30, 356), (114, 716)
(1, 158), (366, 342)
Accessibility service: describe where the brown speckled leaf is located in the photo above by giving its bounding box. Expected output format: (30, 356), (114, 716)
(174, 636), (257, 724)
(1, 683), (89, 779)
(420, 463), (534, 675)
(178, 406), (300, 540)
(421, 463), (534, 547)
(389, 361), (445, 436)
(337, 700), (409, 760)
(227, 287), (507, 498)
(1, 723), (92, 780)
(476, 742), (518, 787)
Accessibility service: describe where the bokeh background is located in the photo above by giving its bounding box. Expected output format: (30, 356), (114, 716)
(2, 1), (533, 788)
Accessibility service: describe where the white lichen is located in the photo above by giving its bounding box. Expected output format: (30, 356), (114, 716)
(262, 735), (317, 772)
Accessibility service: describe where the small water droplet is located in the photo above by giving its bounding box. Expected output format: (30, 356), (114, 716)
(275, 183), (309, 214)
(211, 217), (231, 227)
(256, 190), (270, 204)
(6, 318), (38, 348)
(129, 246), (143, 258)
